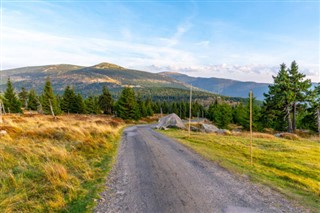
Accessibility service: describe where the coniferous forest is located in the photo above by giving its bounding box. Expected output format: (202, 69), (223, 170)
(0, 61), (319, 134)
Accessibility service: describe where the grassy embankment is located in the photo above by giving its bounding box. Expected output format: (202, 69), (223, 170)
(161, 129), (320, 211)
(0, 114), (124, 212)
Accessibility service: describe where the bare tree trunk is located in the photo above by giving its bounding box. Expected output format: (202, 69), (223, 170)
(286, 106), (293, 133)
(49, 99), (56, 119)
(292, 102), (296, 132)
(2, 102), (6, 114)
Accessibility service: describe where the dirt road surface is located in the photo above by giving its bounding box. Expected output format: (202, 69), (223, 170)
(95, 126), (305, 213)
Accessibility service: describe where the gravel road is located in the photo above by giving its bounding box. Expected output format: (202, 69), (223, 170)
(95, 125), (305, 213)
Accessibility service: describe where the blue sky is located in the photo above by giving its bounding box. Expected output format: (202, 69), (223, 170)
(2, 0), (319, 83)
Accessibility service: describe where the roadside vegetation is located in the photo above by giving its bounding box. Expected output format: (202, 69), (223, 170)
(1, 60), (319, 135)
(0, 114), (124, 212)
(161, 129), (320, 211)
(0, 60), (318, 212)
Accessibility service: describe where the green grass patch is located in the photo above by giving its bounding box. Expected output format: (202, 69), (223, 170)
(160, 129), (320, 212)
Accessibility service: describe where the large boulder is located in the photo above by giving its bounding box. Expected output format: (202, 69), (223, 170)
(156, 113), (186, 129)
(200, 123), (219, 133)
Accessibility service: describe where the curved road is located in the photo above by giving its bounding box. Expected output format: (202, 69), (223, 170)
(95, 126), (304, 213)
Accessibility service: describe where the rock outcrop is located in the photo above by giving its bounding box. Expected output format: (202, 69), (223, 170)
(156, 113), (186, 129)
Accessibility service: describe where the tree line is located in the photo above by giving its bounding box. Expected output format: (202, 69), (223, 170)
(0, 61), (319, 134)
(0, 78), (154, 120)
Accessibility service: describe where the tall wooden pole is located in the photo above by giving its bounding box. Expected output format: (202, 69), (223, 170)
(189, 85), (192, 137)
(250, 90), (253, 166)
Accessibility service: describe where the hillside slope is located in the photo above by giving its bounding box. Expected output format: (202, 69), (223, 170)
(0, 63), (231, 102)
(160, 72), (270, 100)
(160, 72), (318, 100)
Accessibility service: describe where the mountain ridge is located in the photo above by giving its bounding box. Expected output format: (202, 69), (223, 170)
(160, 72), (318, 100)
(1, 62), (235, 103)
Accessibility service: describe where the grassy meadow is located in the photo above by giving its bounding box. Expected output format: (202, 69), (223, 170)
(160, 129), (320, 212)
(0, 114), (124, 212)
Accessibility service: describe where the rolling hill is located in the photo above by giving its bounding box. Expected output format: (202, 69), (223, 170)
(160, 72), (318, 100)
(0, 62), (241, 103)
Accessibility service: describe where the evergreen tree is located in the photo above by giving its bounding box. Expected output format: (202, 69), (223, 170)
(233, 103), (244, 124)
(152, 101), (161, 114)
(137, 93), (146, 117)
(27, 88), (38, 110)
(313, 84), (320, 134)
(115, 87), (140, 120)
(98, 86), (113, 114)
(179, 100), (187, 119)
(145, 98), (154, 116)
(61, 86), (76, 113)
(171, 102), (179, 115)
(161, 102), (169, 114)
(41, 78), (60, 115)
(3, 78), (22, 113)
(208, 100), (232, 129)
(262, 63), (293, 132)
(19, 87), (28, 108)
(301, 84), (320, 133)
(85, 95), (100, 114)
(288, 61), (312, 131)
(75, 93), (86, 114)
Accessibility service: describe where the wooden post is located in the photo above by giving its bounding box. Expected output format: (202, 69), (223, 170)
(189, 85), (192, 137)
(250, 90), (253, 166)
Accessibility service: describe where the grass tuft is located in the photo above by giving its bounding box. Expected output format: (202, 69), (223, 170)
(0, 114), (124, 212)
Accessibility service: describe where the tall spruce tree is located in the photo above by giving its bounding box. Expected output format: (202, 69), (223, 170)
(137, 93), (147, 117)
(288, 61), (312, 131)
(115, 87), (140, 120)
(208, 100), (232, 129)
(179, 100), (187, 119)
(61, 86), (76, 113)
(41, 78), (60, 115)
(98, 86), (113, 114)
(27, 88), (38, 110)
(3, 78), (22, 113)
(75, 93), (86, 114)
(85, 95), (100, 114)
(262, 63), (293, 132)
(145, 97), (154, 116)
(304, 84), (320, 133)
(19, 87), (28, 108)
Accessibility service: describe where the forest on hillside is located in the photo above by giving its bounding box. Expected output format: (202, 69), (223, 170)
(0, 61), (319, 134)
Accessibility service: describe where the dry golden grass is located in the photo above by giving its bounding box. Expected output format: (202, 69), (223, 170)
(161, 129), (320, 212)
(0, 114), (124, 212)
(240, 132), (276, 139)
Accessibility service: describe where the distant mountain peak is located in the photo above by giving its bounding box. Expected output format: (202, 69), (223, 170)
(92, 62), (125, 70)
(159, 71), (185, 76)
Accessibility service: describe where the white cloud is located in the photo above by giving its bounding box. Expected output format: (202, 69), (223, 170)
(142, 64), (318, 83)
(2, 26), (198, 69)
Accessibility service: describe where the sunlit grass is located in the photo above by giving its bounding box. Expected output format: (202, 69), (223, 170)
(0, 114), (124, 212)
(160, 129), (320, 212)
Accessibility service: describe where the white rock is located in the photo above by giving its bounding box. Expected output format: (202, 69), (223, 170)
(156, 113), (186, 129)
